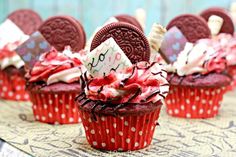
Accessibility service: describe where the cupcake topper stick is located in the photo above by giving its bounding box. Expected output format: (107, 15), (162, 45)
(82, 37), (132, 77)
(208, 15), (224, 36)
(15, 31), (51, 68)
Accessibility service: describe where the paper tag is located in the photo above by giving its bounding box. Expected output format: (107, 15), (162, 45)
(0, 19), (29, 49)
(160, 26), (188, 63)
(15, 31), (51, 68)
(82, 37), (132, 77)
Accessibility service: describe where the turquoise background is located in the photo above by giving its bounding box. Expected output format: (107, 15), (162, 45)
(0, 0), (234, 37)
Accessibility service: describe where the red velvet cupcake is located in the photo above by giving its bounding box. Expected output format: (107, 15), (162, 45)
(0, 9), (42, 101)
(0, 42), (30, 101)
(165, 42), (231, 119)
(77, 62), (169, 151)
(197, 33), (236, 91)
(26, 47), (86, 124)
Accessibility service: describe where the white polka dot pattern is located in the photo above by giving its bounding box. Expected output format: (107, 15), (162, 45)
(0, 70), (29, 101)
(227, 66), (236, 91)
(165, 85), (227, 119)
(79, 107), (162, 151)
(30, 92), (81, 124)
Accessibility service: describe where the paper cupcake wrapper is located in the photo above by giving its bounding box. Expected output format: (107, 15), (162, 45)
(227, 66), (236, 91)
(165, 85), (227, 119)
(79, 106), (161, 151)
(30, 91), (81, 124)
(0, 70), (29, 101)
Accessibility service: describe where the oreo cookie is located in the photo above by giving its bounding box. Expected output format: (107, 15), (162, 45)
(200, 7), (234, 35)
(166, 14), (210, 43)
(115, 14), (143, 31)
(90, 22), (150, 64)
(39, 16), (86, 52)
(7, 9), (43, 35)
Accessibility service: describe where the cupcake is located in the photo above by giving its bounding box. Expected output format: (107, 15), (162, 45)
(77, 23), (169, 151)
(197, 33), (236, 91)
(0, 9), (42, 101)
(15, 15), (86, 124)
(156, 14), (232, 119)
(199, 7), (236, 90)
(26, 47), (85, 124)
(165, 42), (230, 119)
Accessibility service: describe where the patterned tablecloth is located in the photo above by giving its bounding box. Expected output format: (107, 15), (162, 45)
(0, 91), (236, 157)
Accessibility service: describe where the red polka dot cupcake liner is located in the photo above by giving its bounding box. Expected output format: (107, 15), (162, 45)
(165, 85), (227, 119)
(0, 70), (29, 101)
(79, 106), (161, 151)
(227, 65), (236, 91)
(30, 91), (81, 124)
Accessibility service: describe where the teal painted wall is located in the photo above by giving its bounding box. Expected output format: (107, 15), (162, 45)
(0, 0), (234, 37)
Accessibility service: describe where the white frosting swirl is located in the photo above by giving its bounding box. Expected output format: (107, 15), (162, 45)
(0, 55), (24, 70)
(0, 40), (26, 70)
(0, 20), (28, 70)
(29, 47), (86, 85)
(171, 42), (217, 76)
(47, 67), (84, 85)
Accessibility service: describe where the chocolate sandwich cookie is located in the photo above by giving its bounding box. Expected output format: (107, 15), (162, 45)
(166, 14), (210, 43)
(115, 14), (143, 31)
(7, 9), (42, 35)
(90, 22), (150, 64)
(39, 16), (86, 52)
(200, 7), (234, 35)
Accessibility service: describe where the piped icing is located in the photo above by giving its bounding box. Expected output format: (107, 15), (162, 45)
(0, 41), (25, 70)
(198, 33), (236, 66)
(0, 19), (29, 70)
(168, 42), (227, 76)
(82, 62), (169, 104)
(27, 47), (85, 85)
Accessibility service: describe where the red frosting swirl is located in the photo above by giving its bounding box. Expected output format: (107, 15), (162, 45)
(203, 50), (227, 74)
(27, 47), (83, 83)
(85, 62), (169, 104)
(0, 41), (21, 60)
(198, 33), (236, 66)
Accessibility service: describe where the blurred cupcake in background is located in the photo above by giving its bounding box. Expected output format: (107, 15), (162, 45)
(26, 47), (86, 124)
(0, 9), (42, 101)
(199, 7), (236, 90)
(15, 16), (86, 124)
(155, 14), (231, 118)
(165, 42), (230, 119)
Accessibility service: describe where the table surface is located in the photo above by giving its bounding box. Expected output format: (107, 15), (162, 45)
(0, 92), (236, 157)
